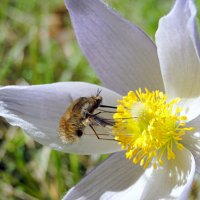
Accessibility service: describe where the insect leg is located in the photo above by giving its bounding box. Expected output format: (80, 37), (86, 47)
(86, 111), (102, 117)
(99, 105), (117, 109)
(89, 125), (116, 141)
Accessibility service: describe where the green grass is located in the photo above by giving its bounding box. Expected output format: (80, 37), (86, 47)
(0, 0), (200, 199)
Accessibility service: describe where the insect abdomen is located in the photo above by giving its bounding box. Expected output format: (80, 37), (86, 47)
(59, 116), (81, 144)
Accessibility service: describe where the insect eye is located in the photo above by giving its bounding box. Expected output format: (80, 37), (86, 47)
(93, 99), (102, 109)
(76, 130), (83, 137)
(97, 99), (102, 105)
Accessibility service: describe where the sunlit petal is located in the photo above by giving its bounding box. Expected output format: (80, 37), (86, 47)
(183, 116), (200, 173)
(156, 0), (200, 99)
(176, 97), (200, 121)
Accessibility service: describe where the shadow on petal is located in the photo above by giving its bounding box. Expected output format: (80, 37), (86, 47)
(63, 149), (195, 200)
(141, 148), (195, 200)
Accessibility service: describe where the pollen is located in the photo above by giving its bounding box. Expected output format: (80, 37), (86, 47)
(113, 89), (193, 169)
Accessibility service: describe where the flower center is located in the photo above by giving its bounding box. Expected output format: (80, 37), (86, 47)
(113, 89), (193, 169)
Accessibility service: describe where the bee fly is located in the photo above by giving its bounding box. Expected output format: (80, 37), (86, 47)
(59, 89), (116, 144)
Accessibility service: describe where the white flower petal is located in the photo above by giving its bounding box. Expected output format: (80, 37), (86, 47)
(65, 0), (164, 95)
(155, 0), (200, 99)
(183, 116), (200, 173)
(177, 97), (200, 121)
(62, 149), (195, 200)
(62, 152), (144, 200)
(140, 148), (195, 200)
(0, 82), (121, 154)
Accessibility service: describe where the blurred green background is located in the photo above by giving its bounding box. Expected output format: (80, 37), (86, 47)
(0, 0), (200, 199)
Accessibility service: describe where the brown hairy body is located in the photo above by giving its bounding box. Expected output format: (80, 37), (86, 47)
(59, 96), (102, 144)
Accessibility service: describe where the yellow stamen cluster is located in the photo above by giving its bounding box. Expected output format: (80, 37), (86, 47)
(113, 89), (193, 169)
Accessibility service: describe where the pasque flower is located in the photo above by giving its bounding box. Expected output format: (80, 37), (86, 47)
(1, 0), (200, 199)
